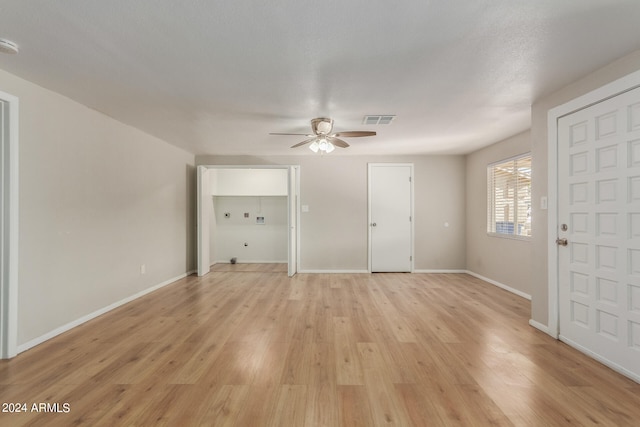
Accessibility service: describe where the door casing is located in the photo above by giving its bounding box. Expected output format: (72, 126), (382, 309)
(0, 91), (19, 359)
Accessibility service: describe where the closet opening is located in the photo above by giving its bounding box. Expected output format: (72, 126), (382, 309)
(197, 165), (299, 277)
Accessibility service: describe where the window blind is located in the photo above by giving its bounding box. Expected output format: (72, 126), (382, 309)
(487, 154), (531, 237)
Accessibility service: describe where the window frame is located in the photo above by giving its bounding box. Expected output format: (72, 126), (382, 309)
(487, 153), (532, 240)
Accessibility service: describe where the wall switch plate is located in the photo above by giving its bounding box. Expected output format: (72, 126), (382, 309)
(302, 205), (309, 213)
(540, 196), (548, 210)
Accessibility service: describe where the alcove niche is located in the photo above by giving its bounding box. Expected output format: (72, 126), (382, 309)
(209, 168), (288, 264)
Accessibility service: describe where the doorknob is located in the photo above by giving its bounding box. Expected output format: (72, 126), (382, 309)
(371, 222), (377, 227)
(556, 238), (568, 246)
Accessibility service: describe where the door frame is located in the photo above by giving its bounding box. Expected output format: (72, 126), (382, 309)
(0, 90), (19, 359)
(287, 166), (299, 276)
(547, 69), (640, 339)
(196, 166), (211, 276)
(367, 163), (414, 273)
(196, 165), (300, 277)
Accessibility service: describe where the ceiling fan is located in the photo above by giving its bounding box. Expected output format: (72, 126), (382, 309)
(270, 118), (376, 153)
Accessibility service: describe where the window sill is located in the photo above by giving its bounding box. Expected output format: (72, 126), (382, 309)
(487, 232), (531, 242)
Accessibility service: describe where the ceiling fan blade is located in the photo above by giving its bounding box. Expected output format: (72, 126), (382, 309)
(270, 132), (314, 136)
(290, 137), (318, 148)
(333, 131), (376, 137)
(328, 137), (349, 148)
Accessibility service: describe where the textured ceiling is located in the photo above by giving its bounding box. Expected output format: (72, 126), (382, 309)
(1, 1), (640, 156)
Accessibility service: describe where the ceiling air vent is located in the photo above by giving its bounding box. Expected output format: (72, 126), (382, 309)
(363, 115), (395, 125)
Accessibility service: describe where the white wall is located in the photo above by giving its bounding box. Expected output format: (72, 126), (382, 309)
(211, 168), (287, 196)
(213, 196), (288, 263)
(530, 49), (640, 327)
(196, 155), (466, 272)
(465, 131), (532, 297)
(0, 68), (195, 349)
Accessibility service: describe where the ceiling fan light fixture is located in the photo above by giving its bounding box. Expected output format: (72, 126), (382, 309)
(308, 138), (335, 154)
(319, 138), (335, 153)
(0, 38), (19, 54)
(275, 117), (374, 152)
(311, 117), (334, 135)
(325, 142), (335, 153)
(317, 121), (332, 135)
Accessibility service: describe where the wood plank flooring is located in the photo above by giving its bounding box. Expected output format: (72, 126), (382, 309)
(2, 268), (640, 426)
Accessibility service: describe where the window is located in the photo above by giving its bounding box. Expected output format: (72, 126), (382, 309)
(487, 154), (531, 238)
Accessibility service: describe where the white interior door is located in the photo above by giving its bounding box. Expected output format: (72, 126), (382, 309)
(558, 85), (640, 380)
(369, 164), (413, 272)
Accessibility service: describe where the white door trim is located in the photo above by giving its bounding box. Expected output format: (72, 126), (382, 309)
(287, 165), (300, 277)
(0, 90), (19, 359)
(196, 165), (300, 277)
(547, 69), (640, 339)
(196, 166), (211, 276)
(367, 163), (414, 273)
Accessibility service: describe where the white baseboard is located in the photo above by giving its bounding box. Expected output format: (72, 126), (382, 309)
(413, 269), (467, 274)
(528, 319), (556, 338)
(297, 270), (370, 274)
(560, 335), (640, 384)
(465, 270), (532, 300)
(299, 269), (463, 274)
(214, 260), (287, 264)
(17, 270), (196, 354)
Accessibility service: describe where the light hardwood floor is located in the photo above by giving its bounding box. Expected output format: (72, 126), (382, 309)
(1, 267), (640, 426)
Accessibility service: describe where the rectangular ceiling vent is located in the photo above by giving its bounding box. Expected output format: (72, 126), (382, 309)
(363, 115), (395, 125)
